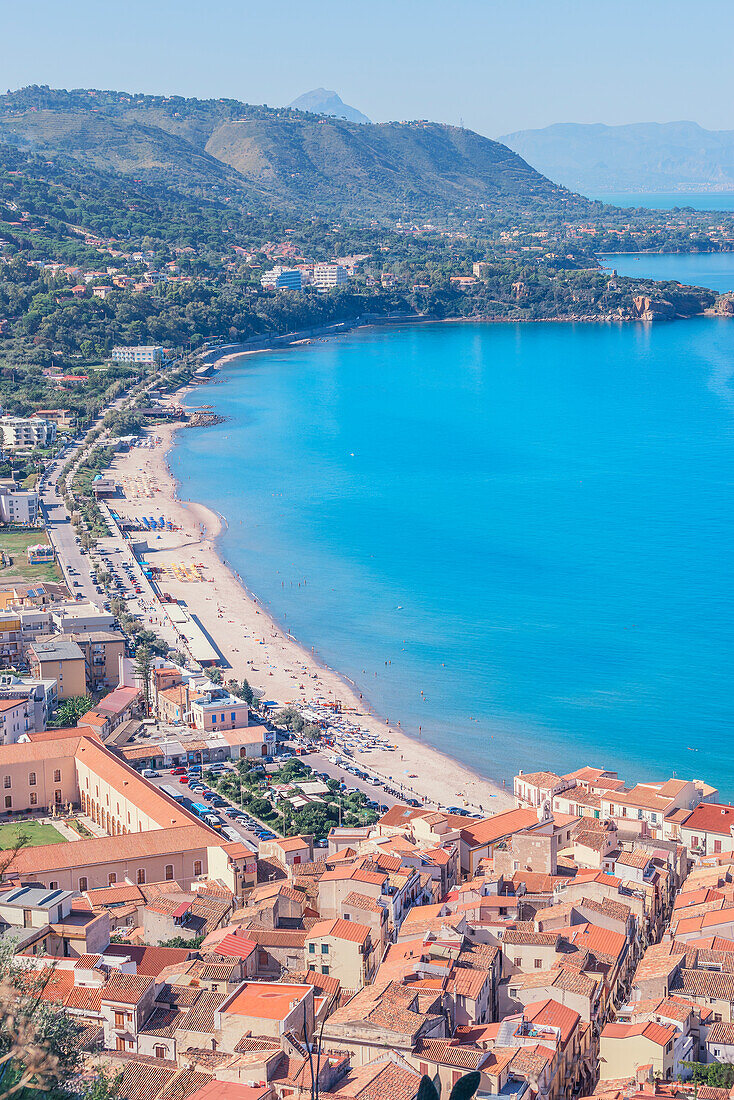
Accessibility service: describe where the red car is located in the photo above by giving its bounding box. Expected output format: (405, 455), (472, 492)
(171, 767), (186, 775)
(178, 775), (189, 784)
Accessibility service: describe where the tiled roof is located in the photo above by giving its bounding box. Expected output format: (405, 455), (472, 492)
(674, 969), (734, 1000)
(177, 990), (227, 1033)
(238, 927), (307, 948)
(450, 967), (490, 1000)
(602, 1020), (677, 1047)
(517, 771), (564, 788)
(414, 1038), (487, 1069)
(343, 891), (384, 914)
(525, 996), (581, 1045)
(65, 986), (102, 1013)
(307, 917), (371, 945)
(101, 973), (154, 1005)
(502, 929), (559, 946)
(680, 803), (734, 837)
(614, 849), (652, 870)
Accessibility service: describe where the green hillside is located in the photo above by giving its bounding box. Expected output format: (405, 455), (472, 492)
(0, 86), (586, 222)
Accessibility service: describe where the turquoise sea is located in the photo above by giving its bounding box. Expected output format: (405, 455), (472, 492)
(594, 193), (734, 212)
(170, 257), (734, 796)
(601, 251), (734, 293)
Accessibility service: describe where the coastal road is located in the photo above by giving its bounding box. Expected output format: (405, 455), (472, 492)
(38, 449), (99, 602)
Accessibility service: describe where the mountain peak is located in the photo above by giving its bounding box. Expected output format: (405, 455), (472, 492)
(288, 88), (371, 125)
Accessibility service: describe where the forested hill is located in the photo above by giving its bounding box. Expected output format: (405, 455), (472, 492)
(0, 86), (587, 222)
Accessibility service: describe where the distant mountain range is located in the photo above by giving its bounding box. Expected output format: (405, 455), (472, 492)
(0, 86), (586, 222)
(288, 88), (371, 125)
(501, 121), (734, 195)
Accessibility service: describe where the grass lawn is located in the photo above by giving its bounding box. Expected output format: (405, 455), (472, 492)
(0, 820), (68, 850)
(0, 529), (63, 584)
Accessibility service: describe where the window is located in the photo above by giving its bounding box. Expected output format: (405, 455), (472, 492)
(28, 773), (36, 786)
(715, 840), (722, 854)
(321, 965), (330, 975)
(231, 713), (236, 721)
(29, 793), (37, 806)
(165, 865), (174, 881)
(309, 943), (316, 954)
(212, 715), (216, 723)
(23, 910), (32, 928)
(53, 770), (61, 783)
(79, 877), (88, 892)
(108, 873), (117, 885)
(114, 1012), (125, 1029)
(221, 714), (225, 722)
(2, 777), (9, 789)
(49, 881), (58, 889)
(509, 988), (518, 998)
(137, 868), (146, 884)
(513, 957), (521, 967)
(193, 860), (202, 876)
(154, 1046), (166, 1060)
(321, 943), (328, 954)
(534, 959), (543, 968)
(4, 797), (10, 810)
(54, 790), (62, 804)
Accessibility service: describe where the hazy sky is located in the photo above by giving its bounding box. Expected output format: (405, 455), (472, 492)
(6, 0), (734, 136)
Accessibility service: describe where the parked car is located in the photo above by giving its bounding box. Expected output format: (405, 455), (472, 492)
(446, 806), (469, 815)
(178, 776), (189, 784)
(171, 767), (187, 775)
(142, 769), (159, 778)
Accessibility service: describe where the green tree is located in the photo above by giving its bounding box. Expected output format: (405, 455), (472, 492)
(50, 695), (92, 727)
(133, 642), (153, 715)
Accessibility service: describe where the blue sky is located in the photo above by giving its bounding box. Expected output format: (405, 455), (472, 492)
(6, 0), (734, 136)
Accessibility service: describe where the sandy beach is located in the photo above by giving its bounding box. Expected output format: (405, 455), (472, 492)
(107, 389), (514, 815)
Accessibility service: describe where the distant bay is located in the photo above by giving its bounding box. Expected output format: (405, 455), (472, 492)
(171, 310), (734, 796)
(600, 250), (734, 293)
(593, 192), (734, 212)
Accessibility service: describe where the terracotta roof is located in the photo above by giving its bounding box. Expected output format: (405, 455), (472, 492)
(178, 990), (227, 1033)
(517, 771), (564, 788)
(525, 996), (581, 1045)
(3, 822), (216, 876)
(502, 930), (559, 946)
(101, 973), (154, 1005)
(602, 1020), (677, 1047)
(307, 918), (371, 945)
(682, 803), (734, 837)
(706, 1022), (734, 1046)
(413, 1038), (487, 1069)
(450, 967), (490, 1000)
(343, 891), (384, 914)
(459, 808), (538, 848)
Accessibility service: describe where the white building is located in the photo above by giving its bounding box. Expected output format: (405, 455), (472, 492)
(313, 263), (349, 289)
(0, 482), (40, 525)
(0, 672), (56, 735)
(260, 267), (302, 290)
(110, 346), (167, 365)
(0, 417), (56, 450)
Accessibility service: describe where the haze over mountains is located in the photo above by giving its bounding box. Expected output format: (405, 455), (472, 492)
(0, 86), (585, 223)
(501, 121), (734, 195)
(288, 88), (371, 125)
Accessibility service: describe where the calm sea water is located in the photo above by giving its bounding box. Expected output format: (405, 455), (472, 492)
(601, 251), (734, 293)
(594, 192), (734, 211)
(171, 271), (734, 794)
